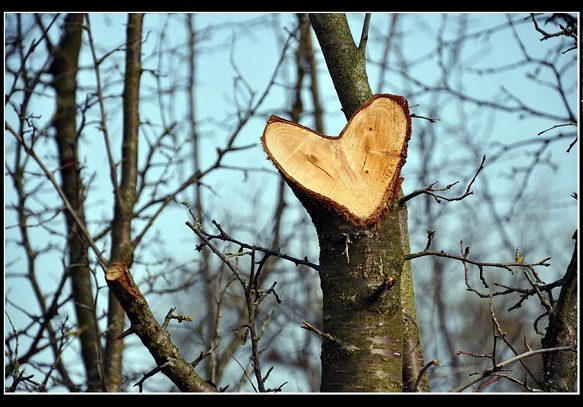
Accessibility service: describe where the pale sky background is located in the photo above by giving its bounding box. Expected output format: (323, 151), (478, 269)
(5, 12), (579, 392)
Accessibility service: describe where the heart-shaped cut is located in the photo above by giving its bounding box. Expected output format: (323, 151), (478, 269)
(261, 94), (411, 226)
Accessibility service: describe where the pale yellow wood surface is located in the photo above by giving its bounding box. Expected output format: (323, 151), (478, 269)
(261, 94), (411, 226)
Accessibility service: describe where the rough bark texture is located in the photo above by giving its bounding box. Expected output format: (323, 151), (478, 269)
(308, 14), (372, 118)
(311, 198), (406, 391)
(50, 13), (104, 392)
(105, 263), (218, 392)
(104, 13), (144, 392)
(305, 13), (427, 392)
(398, 198), (429, 391)
(541, 230), (578, 392)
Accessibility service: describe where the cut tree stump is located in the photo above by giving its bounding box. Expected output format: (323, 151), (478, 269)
(261, 94), (411, 227)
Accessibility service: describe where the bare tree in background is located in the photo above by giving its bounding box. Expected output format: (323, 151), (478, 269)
(374, 13), (578, 392)
(5, 12), (577, 393)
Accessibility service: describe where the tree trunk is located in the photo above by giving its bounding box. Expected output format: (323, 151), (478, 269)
(541, 230), (578, 392)
(50, 12), (104, 392)
(262, 13), (428, 392)
(104, 13), (144, 392)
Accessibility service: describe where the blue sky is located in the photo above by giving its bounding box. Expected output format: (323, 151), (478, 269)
(5, 12), (579, 392)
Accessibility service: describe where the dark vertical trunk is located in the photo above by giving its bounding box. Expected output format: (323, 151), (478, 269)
(541, 231), (578, 392)
(50, 12), (104, 392)
(104, 12), (144, 392)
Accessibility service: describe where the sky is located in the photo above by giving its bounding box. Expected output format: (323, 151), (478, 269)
(4, 12), (579, 393)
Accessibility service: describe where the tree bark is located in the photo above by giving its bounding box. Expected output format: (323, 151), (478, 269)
(105, 263), (218, 392)
(50, 12), (104, 392)
(541, 230), (578, 392)
(104, 13), (144, 392)
(295, 13), (427, 392)
(308, 13), (372, 118)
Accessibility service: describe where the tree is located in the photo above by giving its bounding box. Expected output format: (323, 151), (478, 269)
(5, 12), (578, 393)
(48, 12), (103, 391)
(261, 14), (427, 392)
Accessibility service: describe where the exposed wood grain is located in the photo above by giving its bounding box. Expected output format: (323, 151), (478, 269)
(262, 94), (411, 226)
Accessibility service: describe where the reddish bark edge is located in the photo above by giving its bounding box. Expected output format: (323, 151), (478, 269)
(105, 262), (218, 392)
(261, 94), (412, 227)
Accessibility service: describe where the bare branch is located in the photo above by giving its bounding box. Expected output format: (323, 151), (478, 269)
(400, 155), (486, 204)
(451, 345), (576, 392)
(105, 262), (218, 392)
